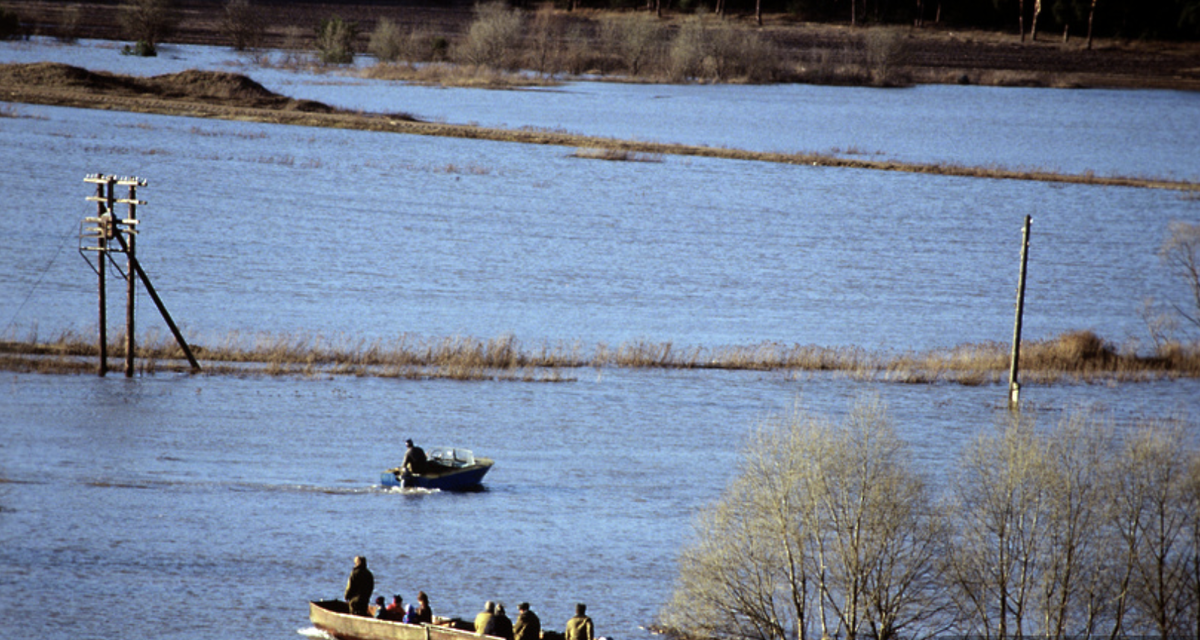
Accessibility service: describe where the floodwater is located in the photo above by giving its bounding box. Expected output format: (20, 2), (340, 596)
(1, 38), (1199, 640)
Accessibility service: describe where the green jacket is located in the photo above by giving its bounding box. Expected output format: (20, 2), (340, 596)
(565, 615), (593, 640)
(514, 610), (541, 640)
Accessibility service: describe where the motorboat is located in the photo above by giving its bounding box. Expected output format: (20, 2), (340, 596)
(380, 447), (493, 491)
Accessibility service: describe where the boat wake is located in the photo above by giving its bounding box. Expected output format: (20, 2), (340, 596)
(296, 626), (334, 639)
(381, 486), (442, 496)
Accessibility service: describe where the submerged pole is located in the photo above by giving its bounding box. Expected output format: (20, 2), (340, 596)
(124, 183), (138, 377)
(109, 229), (201, 372)
(96, 180), (111, 376)
(1009, 215), (1032, 409)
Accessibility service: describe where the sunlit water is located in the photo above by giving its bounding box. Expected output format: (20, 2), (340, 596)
(0, 37), (1198, 640)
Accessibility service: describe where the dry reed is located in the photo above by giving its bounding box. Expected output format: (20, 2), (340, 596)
(2, 328), (1198, 383)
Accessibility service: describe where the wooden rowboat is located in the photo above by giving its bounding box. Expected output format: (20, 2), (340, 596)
(309, 600), (497, 640)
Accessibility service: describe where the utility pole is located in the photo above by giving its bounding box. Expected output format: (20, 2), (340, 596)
(1008, 215), (1032, 409)
(81, 174), (200, 376)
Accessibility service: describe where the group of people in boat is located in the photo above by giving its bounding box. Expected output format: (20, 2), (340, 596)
(343, 555), (595, 640)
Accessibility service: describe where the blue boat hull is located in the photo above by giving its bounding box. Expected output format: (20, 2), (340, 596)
(380, 458), (493, 491)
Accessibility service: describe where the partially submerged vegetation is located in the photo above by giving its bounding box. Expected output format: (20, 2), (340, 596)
(2, 328), (1197, 383)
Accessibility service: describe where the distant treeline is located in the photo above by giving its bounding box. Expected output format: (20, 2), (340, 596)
(551, 0), (1200, 40)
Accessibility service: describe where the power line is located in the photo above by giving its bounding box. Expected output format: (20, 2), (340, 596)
(2, 215), (79, 336)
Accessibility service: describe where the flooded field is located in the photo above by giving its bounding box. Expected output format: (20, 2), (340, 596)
(1, 38), (1198, 640)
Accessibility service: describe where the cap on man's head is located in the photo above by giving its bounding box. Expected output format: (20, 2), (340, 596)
(405, 439), (414, 446)
(394, 595), (403, 603)
(576, 603), (586, 615)
(518, 602), (530, 611)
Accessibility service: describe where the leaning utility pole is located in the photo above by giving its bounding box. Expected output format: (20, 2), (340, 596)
(81, 174), (200, 376)
(1008, 215), (1032, 409)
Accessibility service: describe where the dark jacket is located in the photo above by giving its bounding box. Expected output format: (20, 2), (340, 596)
(403, 445), (428, 474)
(344, 566), (375, 615)
(493, 612), (514, 640)
(514, 610), (541, 640)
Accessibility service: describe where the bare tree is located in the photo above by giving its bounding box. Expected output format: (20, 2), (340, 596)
(1108, 422), (1194, 637)
(222, 0), (265, 51)
(1034, 411), (1115, 639)
(946, 417), (1054, 637)
(1185, 454), (1200, 640)
(368, 17), (403, 62)
(661, 410), (823, 640)
(807, 399), (948, 640)
(1086, 0), (1098, 49)
(600, 14), (662, 77)
(1159, 221), (1200, 332)
(456, 1), (524, 70)
(661, 399), (947, 640)
(119, 0), (178, 49)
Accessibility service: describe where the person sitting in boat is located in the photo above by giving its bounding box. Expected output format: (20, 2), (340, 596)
(493, 604), (514, 640)
(415, 591), (433, 624)
(344, 556), (374, 616)
(475, 601), (496, 636)
(403, 604), (420, 624)
(402, 439), (428, 475)
(379, 595), (405, 621)
(514, 603), (540, 640)
(373, 596), (387, 619)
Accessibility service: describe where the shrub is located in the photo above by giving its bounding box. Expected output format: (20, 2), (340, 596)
(369, 21), (446, 65)
(863, 27), (909, 86)
(600, 14), (662, 76)
(667, 15), (707, 80)
(527, 5), (568, 75)
(118, 0), (178, 47)
(368, 17), (403, 62)
(315, 15), (358, 64)
(120, 40), (158, 56)
(0, 6), (22, 40)
(222, 0), (266, 51)
(56, 4), (82, 43)
(456, 1), (524, 70)
(667, 14), (782, 82)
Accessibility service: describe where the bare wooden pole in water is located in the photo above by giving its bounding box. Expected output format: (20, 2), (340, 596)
(124, 183), (138, 377)
(95, 180), (110, 377)
(84, 174), (200, 375)
(1009, 214), (1032, 409)
(109, 226), (201, 372)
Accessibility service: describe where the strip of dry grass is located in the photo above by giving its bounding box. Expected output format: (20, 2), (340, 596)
(2, 329), (1197, 383)
(361, 62), (559, 88)
(571, 147), (664, 162)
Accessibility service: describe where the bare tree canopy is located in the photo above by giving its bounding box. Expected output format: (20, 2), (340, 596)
(660, 404), (1200, 640)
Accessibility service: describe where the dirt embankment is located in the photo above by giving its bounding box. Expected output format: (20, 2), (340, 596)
(0, 62), (335, 112)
